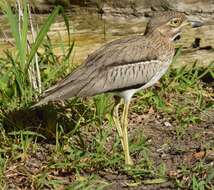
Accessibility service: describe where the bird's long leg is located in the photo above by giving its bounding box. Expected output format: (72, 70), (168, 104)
(121, 100), (133, 165)
(113, 97), (124, 150)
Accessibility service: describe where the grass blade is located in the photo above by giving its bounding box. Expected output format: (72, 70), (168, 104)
(20, 0), (29, 69)
(26, 5), (63, 71)
(0, 0), (21, 55)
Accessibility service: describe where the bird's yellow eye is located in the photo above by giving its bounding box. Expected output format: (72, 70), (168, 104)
(169, 18), (181, 27)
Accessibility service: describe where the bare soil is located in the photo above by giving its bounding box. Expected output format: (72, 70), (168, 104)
(5, 105), (214, 190)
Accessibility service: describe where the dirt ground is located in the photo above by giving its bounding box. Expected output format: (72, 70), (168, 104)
(5, 104), (214, 190)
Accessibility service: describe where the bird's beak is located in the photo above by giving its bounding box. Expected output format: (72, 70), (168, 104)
(182, 19), (203, 28)
(189, 20), (203, 28)
(185, 15), (203, 28)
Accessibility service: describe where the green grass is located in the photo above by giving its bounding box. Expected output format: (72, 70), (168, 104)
(0, 64), (213, 189)
(0, 0), (72, 108)
(0, 1), (213, 189)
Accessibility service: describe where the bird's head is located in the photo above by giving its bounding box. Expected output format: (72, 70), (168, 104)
(145, 11), (203, 41)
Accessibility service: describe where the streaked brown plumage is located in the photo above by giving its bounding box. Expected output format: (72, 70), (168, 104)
(34, 11), (202, 165)
(37, 12), (184, 104)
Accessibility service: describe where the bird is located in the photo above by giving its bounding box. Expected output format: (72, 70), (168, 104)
(33, 11), (203, 165)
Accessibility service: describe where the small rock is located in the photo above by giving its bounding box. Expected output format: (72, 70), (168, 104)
(164, 121), (172, 127)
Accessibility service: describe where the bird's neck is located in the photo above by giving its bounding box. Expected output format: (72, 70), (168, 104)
(145, 30), (172, 43)
(144, 30), (175, 63)
(145, 30), (174, 50)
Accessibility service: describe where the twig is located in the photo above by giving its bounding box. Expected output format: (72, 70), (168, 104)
(28, 2), (42, 94)
(16, 0), (22, 41)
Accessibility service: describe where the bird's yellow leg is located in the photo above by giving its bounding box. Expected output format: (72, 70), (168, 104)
(121, 100), (133, 165)
(113, 98), (124, 150)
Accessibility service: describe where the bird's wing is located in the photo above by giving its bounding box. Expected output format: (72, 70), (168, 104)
(36, 35), (164, 106)
(76, 59), (162, 97)
(75, 36), (163, 96)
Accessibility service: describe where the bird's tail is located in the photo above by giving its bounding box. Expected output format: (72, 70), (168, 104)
(31, 66), (96, 108)
(31, 84), (80, 108)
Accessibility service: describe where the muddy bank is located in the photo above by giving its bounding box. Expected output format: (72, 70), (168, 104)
(0, 0), (214, 67)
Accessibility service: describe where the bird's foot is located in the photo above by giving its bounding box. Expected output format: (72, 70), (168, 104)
(125, 155), (134, 166)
